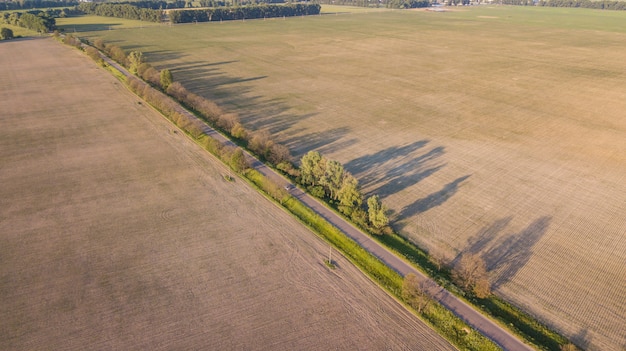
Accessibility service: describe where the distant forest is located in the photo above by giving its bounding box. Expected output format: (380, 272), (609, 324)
(501, 0), (626, 10)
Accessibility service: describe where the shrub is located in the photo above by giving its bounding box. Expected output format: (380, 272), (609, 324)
(0, 27), (14, 40)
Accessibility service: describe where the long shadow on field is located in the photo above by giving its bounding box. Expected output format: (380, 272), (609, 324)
(572, 328), (592, 351)
(344, 140), (446, 199)
(144, 50), (192, 64)
(282, 126), (354, 159)
(480, 216), (552, 289)
(466, 217), (514, 255)
(171, 61), (317, 141)
(58, 23), (126, 33)
(398, 174), (470, 219)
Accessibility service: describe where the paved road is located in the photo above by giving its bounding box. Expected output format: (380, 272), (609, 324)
(99, 50), (534, 351)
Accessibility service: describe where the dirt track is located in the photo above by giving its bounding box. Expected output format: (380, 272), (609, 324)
(0, 37), (458, 350)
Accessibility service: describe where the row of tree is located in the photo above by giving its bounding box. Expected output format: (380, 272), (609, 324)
(77, 3), (163, 22)
(0, 0), (77, 11)
(197, 0), (287, 7)
(298, 151), (390, 233)
(502, 0), (626, 10)
(91, 39), (292, 171)
(169, 3), (321, 23)
(117, 0), (186, 10)
(0, 11), (56, 33)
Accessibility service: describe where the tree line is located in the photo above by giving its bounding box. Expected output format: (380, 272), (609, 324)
(168, 3), (321, 23)
(76, 3), (163, 22)
(501, 0), (626, 10)
(88, 39), (293, 173)
(0, 0), (77, 11)
(116, 0), (186, 9)
(0, 10), (56, 33)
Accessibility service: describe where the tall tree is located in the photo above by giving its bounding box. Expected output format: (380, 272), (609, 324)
(321, 159), (344, 200)
(160, 68), (173, 90)
(338, 173), (362, 215)
(299, 151), (322, 186)
(367, 195), (388, 231)
(128, 51), (144, 75)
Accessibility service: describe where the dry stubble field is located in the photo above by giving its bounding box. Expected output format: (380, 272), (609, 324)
(67, 6), (626, 350)
(0, 37), (457, 350)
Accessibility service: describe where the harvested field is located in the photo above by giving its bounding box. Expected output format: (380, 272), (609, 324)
(0, 37), (456, 350)
(62, 6), (626, 350)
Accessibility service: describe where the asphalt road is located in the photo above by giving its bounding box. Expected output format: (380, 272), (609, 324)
(99, 50), (534, 351)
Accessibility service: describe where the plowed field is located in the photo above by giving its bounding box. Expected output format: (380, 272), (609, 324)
(63, 6), (626, 349)
(0, 37), (456, 351)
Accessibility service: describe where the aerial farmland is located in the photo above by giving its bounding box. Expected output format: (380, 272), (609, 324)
(59, 6), (626, 350)
(0, 37), (458, 350)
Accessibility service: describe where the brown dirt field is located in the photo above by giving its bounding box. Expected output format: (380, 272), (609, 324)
(0, 37), (456, 350)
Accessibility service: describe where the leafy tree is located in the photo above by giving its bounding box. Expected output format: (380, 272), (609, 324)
(229, 148), (248, 172)
(367, 195), (389, 231)
(108, 45), (127, 66)
(299, 151), (323, 186)
(338, 173), (362, 215)
(320, 159), (344, 200)
(128, 51), (143, 75)
(402, 273), (430, 313)
(160, 68), (173, 90)
(0, 27), (14, 40)
(230, 122), (248, 140)
(452, 253), (491, 298)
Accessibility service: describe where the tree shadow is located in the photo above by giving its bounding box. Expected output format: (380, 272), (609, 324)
(341, 140), (447, 200)
(167, 60), (318, 140)
(143, 49), (195, 64)
(483, 216), (552, 289)
(466, 216), (514, 255)
(398, 174), (471, 219)
(282, 126), (352, 158)
(58, 23), (126, 33)
(572, 328), (592, 351)
(344, 140), (430, 176)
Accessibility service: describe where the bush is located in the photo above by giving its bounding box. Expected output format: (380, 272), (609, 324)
(85, 46), (103, 65)
(0, 27), (14, 40)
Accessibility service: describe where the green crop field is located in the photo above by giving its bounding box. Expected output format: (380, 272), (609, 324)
(57, 6), (626, 350)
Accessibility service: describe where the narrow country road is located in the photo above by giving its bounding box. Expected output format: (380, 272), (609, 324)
(100, 51), (534, 351)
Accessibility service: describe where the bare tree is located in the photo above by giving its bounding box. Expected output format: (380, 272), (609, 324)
(452, 253), (491, 298)
(402, 273), (430, 313)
